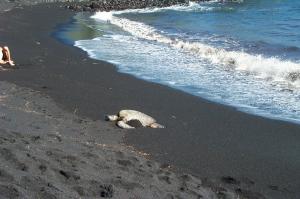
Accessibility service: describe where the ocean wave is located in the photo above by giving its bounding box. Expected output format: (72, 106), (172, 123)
(92, 11), (300, 86)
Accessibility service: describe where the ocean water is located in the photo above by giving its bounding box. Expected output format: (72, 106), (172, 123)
(57, 0), (300, 123)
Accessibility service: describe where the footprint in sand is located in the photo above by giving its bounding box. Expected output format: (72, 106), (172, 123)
(0, 185), (20, 199)
(0, 169), (14, 182)
(73, 181), (114, 198)
(0, 147), (28, 171)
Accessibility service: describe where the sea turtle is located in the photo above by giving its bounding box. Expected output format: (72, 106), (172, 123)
(105, 110), (164, 129)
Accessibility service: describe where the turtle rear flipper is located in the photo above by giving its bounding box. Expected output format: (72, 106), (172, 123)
(150, 123), (165, 128)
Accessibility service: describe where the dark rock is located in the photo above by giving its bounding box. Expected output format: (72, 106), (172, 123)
(90, 2), (101, 9)
(67, 0), (189, 12)
(287, 72), (300, 82)
(83, 6), (92, 12)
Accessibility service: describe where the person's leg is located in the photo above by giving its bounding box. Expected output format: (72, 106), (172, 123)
(0, 47), (3, 60)
(3, 46), (14, 66)
(0, 47), (7, 65)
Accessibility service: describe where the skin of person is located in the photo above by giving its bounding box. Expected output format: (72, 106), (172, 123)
(0, 46), (15, 66)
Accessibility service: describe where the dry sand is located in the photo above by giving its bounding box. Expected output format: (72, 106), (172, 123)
(0, 81), (243, 198)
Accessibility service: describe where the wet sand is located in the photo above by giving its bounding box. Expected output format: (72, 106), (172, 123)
(0, 2), (299, 199)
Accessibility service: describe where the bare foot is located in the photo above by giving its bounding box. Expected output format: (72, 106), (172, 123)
(8, 60), (15, 66)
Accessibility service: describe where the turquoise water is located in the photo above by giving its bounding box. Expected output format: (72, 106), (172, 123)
(57, 0), (300, 123)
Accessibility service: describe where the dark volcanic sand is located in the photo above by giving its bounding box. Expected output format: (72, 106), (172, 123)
(0, 3), (299, 199)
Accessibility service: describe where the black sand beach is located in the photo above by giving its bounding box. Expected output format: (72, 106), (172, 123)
(0, 2), (300, 199)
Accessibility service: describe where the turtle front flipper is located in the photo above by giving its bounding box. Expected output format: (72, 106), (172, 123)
(117, 121), (135, 129)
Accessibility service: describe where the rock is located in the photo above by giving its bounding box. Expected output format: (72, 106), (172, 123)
(67, 0), (189, 12)
(82, 6), (92, 12)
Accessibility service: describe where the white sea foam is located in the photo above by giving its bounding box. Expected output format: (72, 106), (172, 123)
(92, 11), (300, 86)
(92, 11), (114, 21)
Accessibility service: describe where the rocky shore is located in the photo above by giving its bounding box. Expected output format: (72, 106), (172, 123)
(0, 0), (213, 13)
(66, 0), (189, 12)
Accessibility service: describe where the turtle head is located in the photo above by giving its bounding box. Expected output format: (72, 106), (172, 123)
(105, 115), (119, 121)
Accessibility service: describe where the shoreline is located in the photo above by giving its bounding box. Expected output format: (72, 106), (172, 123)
(0, 2), (299, 199)
(61, 9), (300, 199)
(62, 8), (300, 127)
